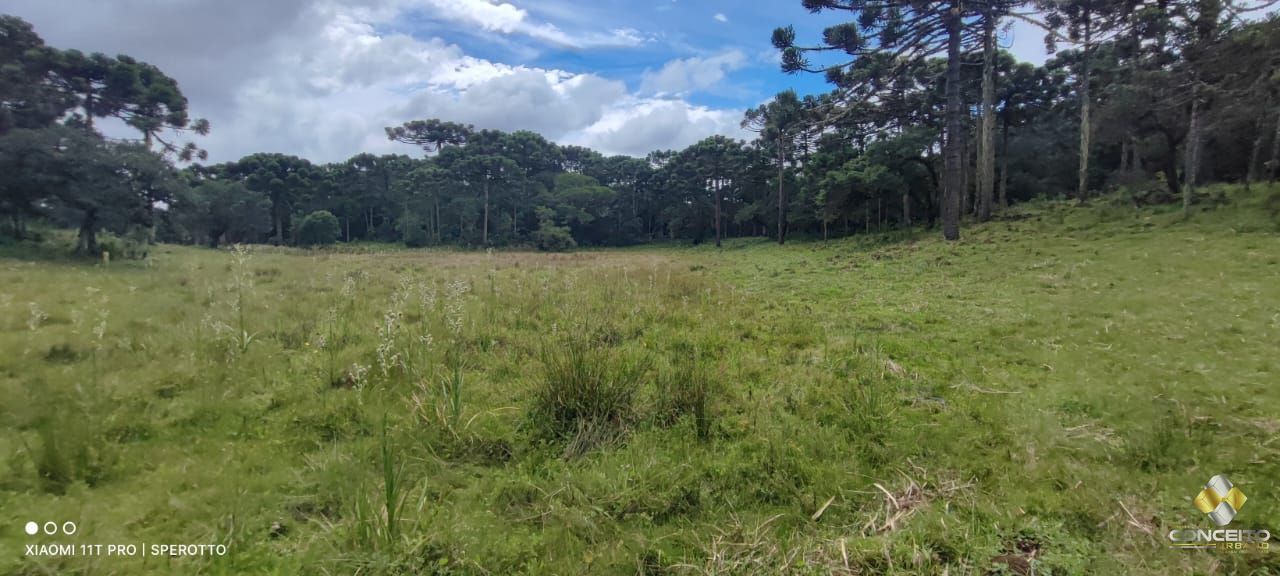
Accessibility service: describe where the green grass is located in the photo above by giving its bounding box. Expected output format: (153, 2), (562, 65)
(2, 185), (1279, 574)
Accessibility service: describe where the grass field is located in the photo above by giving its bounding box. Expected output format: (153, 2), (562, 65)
(2, 186), (1279, 575)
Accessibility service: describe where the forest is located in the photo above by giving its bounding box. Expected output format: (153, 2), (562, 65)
(4, 2), (1280, 255)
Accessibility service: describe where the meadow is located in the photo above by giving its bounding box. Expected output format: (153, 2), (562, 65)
(2, 187), (1279, 575)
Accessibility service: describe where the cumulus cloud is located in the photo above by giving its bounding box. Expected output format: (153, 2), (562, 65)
(569, 99), (750, 156)
(639, 50), (747, 96)
(400, 0), (650, 48)
(714, 13), (728, 23)
(4, 0), (747, 162)
(396, 69), (628, 138)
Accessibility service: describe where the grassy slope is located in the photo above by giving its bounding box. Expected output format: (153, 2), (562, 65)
(1, 186), (1278, 575)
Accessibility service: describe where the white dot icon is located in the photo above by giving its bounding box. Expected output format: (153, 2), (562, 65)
(24, 522), (38, 536)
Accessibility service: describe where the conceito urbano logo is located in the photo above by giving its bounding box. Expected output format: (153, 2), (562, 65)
(1168, 474), (1271, 551)
(1195, 474), (1247, 526)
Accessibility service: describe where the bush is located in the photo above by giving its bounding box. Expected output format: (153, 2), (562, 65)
(297, 210), (341, 246)
(398, 212), (432, 247)
(528, 337), (648, 457)
(532, 220), (576, 252)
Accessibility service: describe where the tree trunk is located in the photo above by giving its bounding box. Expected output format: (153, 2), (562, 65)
(1162, 139), (1181, 198)
(9, 213), (23, 241)
(961, 128), (970, 217)
(273, 209), (284, 246)
(209, 228), (224, 249)
(1269, 110), (1280, 182)
(777, 134), (787, 245)
(714, 180), (722, 247)
(1247, 110), (1268, 189)
(902, 191), (911, 227)
(482, 176), (490, 245)
(1077, 16), (1093, 200)
(979, 12), (996, 221)
(999, 119), (1010, 209)
(83, 89), (96, 132)
(1183, 83), (1202, 216)
(77, 209), (99, 256)
(1132, 135), (1142, 172)
(942, 5), (962, 242)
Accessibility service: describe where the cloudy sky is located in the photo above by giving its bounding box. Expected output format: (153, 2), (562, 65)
(6, 0), (1051, 163)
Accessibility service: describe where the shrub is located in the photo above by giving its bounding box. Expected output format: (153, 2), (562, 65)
(528, 337), (648, 457)
(532, 220), (576, 252)
(297, 210), (341, 246)
(403, 224), (431, 248)
(96, 227), (152, 260)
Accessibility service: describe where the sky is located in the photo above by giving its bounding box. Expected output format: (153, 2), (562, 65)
(5, 0), (1052, 164)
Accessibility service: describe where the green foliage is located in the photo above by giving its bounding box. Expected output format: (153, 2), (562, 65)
(530, 211), (576, 252)
(176, 179), (271, 247)
(297, 210), (341, 246)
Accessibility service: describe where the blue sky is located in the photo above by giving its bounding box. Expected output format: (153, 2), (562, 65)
(5, 0), (1054, 162)
(388, 0), (1052, 110)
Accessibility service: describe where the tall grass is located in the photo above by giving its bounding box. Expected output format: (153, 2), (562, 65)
(529, 335), (649, 457)
(653, 352), (716, 440)
(350, 416), (409, 552)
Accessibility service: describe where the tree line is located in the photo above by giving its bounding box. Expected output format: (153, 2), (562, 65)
(2, 3), (1279, 254)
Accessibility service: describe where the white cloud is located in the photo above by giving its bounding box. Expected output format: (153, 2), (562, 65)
(714, 13), (728, 23)
(569, 98), (750, 156)
(639, 50), (747, 96)
(395, 69), (629, 139)
(398, 0), (650, 48)
(4, 0), (745, 162)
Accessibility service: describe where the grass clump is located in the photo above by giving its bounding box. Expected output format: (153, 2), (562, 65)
(528, 335), (649, 457)
(652, 352), (717, 441)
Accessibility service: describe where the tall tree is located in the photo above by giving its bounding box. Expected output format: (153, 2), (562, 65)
(54, 50), (210, 160)
(1041, 0), (1127, 200)
(49, 136), (182, 255)
(743, 90), (805, 244)
(386, 119), (473, 154)
(0, 16), (73, 134)
(772, 0), (1003, 240)
(455, 153), (520, 245)
(0, 126), (71, 238)
(231, 153), (315, 245)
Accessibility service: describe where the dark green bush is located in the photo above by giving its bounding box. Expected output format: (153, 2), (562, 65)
(532, 220), (576, 252)
(297, 210), (341, 246)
